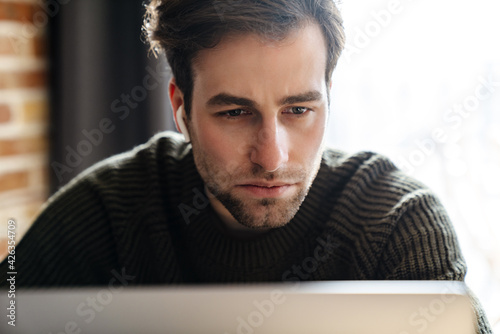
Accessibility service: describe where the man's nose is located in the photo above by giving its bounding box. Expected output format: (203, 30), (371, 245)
(250, 119), (289, 172)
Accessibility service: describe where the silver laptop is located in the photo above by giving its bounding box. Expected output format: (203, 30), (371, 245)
(0, 281), (475, 334)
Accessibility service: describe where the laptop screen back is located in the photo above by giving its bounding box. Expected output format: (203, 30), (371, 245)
(0, 281), (475, 334)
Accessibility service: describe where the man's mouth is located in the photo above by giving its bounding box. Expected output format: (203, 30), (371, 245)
(236, 181), (296, 198)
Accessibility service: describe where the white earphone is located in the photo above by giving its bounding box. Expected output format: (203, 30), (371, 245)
(175, 106), (190, 142)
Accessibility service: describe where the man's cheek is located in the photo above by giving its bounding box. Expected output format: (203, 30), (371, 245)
(209, 159), (240, 186)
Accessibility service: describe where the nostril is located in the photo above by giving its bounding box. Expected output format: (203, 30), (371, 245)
(265, 166), (280, 173)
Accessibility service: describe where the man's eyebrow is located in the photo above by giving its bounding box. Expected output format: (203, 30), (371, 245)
(279, 91), (323, 105)
(206, 90), (323, 109)
(206, 93), (256, 108)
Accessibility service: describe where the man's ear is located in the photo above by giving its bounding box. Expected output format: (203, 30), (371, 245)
(175, 106), (190, 142)
(169, 78), (190, 142)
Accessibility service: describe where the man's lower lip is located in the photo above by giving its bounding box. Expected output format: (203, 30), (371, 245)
(237, 185), (293, 198)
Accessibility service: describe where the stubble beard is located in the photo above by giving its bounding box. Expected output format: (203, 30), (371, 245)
(207, 179), (308, 229)
(193, 148), (323, 230)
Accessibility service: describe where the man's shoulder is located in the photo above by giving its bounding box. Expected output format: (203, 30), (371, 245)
(45, 131), (191, 214)
(321, 147), (427, 193)
(318, 147), (440, 225)
(89, 131), (189, 175)
(315, 148), (460, 280)
(322, 148), (397, 174)
(62, 131), (189, 185)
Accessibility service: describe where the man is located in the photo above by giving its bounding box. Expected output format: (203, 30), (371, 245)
(0, 0), (491, 332)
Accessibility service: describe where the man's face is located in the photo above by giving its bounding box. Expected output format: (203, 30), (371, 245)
(184, 23), (329, 229)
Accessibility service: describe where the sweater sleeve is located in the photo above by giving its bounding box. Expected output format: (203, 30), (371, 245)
(375, 189), (492, 334)
(0, 178), (120, 287)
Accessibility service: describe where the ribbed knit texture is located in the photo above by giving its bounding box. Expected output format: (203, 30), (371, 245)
(0, 131), (491, 333)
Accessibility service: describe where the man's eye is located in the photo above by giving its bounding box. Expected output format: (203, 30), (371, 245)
(227, 109), (244, 117)
(219, 109), (250, 118)
(289, 107), (309, 115)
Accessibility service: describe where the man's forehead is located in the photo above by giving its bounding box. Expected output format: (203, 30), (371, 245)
(190, 23), (329, 103)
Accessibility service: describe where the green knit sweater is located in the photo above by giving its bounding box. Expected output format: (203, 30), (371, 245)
(0, 132), (491, 333)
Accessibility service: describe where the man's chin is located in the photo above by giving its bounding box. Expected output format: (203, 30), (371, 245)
(238, 211), (292, 229)
(218, 193), (304, 229)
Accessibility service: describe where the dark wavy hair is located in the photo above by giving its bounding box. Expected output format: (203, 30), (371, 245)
(144, 0), (345, 117)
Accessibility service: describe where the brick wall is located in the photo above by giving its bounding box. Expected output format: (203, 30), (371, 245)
(0, 0), (49, 260)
